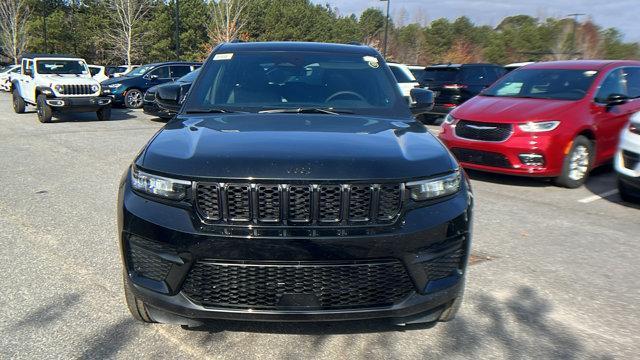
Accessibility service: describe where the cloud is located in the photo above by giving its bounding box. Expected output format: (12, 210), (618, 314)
(314, 0), (639, 41)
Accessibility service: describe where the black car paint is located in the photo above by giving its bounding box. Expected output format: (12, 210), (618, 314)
(101, 61), (200, 105)
(119, 42), (472, 325)
(419, 64), (506, 117)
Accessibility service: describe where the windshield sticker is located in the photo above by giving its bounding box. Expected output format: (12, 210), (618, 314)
(213, 53), (234, 61)
(363, 56), (379, 68)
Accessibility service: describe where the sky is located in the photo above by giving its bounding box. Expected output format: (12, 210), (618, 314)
(312, 0), (639, 42)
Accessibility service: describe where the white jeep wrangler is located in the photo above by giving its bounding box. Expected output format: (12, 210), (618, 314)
(11, 54), (112, 123)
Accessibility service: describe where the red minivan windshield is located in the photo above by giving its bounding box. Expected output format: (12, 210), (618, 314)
(482, 69), (598, 100)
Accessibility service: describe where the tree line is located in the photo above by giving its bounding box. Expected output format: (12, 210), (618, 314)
(1, 0), (638, 66)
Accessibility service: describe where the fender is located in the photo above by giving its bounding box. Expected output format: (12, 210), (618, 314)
(10, 79), (20, 94)
(35, 86), (55, 97)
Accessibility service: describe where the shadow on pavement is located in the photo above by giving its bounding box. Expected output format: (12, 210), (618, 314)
(12, 292), (82, 329)
(184, 286), (614, 358)
(584, 164), (640, 209)
(51, 108), (138, 123)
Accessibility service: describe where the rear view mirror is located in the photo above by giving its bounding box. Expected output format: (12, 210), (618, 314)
(409, 88), (434, 115)
(156, 83), (187, 111)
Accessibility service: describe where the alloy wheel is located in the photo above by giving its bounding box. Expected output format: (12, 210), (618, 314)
(568, 145), (589, 181)
(126, 90), (143, 108)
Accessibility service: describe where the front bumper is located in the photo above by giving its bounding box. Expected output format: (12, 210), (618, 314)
(101, 88), (125, 104)
(143, 101), (173, 119)
(45, 96), (111, 112)
(614, 129), (640, 179)
(118, 172), (473, 323)
(439, 122), (566, 177)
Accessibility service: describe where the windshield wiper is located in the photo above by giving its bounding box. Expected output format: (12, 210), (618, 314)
(258, 107), (353, 115)
(185, 107), (241, 114)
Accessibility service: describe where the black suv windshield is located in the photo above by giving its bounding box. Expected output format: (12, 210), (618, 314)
(185, 51), (407, 117)
(482, 69), (598, 100)
(36, 60), (88, 75)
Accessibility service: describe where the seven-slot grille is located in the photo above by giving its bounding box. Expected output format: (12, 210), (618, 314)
(455, 120), (512, 142)
(195, 182), (403, 226)
(60, 84), (96, 95)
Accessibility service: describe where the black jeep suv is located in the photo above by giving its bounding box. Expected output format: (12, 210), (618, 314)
(418, 63), (506, 123)
(118, 42), (473, 327)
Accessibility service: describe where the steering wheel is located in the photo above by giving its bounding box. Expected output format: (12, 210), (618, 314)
(325, 91), (367, 103)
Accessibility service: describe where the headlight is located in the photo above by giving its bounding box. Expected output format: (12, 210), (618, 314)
(91, 84), (100, 93)
(131, 167), (191, 200)
(54, 84), (64, 93)
(406, 170), (461, 201)
(108, 83), (122, 88)
(443, 113), (456, 124)
(518, 121), (560, 132)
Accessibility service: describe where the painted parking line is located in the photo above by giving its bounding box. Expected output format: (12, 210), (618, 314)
(578, 189), (619, 203)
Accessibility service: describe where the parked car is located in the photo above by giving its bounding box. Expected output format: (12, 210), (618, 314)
(504, 62), (535, 73)
(407, 65), (427, 84)
(102, 62), (200, 108)
(143, 68), (200, 119)
(0, 64), (21, 91)
(88, 65), (109, 82)
(118, 41), (472, 327)
(106, 65), (139, 78)
(439, 60), (640, 188)
(387, 63), (420, 99)
(11, 54), (111, 123)
(421, 63), (506, 122)
(616, 112), (640, 202)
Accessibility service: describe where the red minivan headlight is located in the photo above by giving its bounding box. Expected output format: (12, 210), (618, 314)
(518, 121), (560, 132)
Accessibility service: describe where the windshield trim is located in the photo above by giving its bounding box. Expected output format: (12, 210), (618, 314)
(182, 49), (412, 119)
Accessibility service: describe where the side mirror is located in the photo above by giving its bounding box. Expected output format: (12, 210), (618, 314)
(149, 74), (159, 81)
(156, 83), (186, 111)
(24, 68), (33, 77)
(606, 93), (628, 108)
(409, 88), (434, 115)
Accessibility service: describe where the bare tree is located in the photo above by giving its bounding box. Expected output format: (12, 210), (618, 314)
(208, 0), (249, 44)
(0, 0), (31, 64)
(108, 0), (155, 65)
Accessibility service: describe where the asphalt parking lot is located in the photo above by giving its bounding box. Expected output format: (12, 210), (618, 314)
(0, 92), (638, 359)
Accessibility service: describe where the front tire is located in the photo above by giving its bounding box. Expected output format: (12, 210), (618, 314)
(97, 107), (111, 121)
(12, 91), (25, 113)
(36, 94), (53, 123)
(124, 89), (143, 109)
(123, 271), (155, 323)
(555, 136), (593, 188)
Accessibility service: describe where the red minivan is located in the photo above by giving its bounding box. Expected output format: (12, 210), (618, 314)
(439, 60), (640, 188)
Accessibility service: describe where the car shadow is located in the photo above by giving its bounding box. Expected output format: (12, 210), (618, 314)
(584, 164), (640, 209)
(179, 286), (615, 358)
(51, 108), (138, 123)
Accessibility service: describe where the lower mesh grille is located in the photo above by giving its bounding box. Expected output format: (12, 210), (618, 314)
(129, 245), (171, 281)
(422, 248), (464, 281)
(182, 260), (414, 310)
(622, 150), (640, 170)
(451, 148), (512, 168)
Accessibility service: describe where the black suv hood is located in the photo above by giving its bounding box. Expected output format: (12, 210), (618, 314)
(139, 114), (455, 181)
